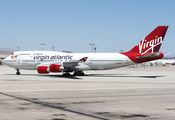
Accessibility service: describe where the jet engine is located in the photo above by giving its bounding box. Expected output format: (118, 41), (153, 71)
(37, 64), (64, 74)
(37, 66), (49, 74)
(49, 64), (64, 72)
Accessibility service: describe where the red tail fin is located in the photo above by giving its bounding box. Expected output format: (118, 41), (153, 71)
(121, 26), (168, 63)
(129, 26), (168, 55)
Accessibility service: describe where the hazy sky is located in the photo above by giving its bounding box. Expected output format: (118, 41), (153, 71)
(0, 0), (174, 54)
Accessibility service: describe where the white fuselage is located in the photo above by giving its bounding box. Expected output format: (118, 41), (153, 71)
(3, 51), (135, 71)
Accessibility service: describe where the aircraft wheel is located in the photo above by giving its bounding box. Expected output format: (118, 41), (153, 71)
(16, 69), (20, 75)
(81, 72), (85, 76)
(63, 72), (70, 76)
(16, 71), (20, 75)
(73, 72), (76, 76)
(73, 71), (85, 76)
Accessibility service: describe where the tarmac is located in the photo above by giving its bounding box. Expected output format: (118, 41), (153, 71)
(0, 66), (175, 120)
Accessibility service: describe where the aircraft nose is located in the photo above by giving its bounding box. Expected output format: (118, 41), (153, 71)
(2, 57), (8, 65)
(2, 59), (6, 65)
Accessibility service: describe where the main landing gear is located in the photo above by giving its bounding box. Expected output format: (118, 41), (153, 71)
(63, 72), (71, 76)
(62, 71), (85, 76)
(16, 69), (20, 75)
(73, 71), (85, 76)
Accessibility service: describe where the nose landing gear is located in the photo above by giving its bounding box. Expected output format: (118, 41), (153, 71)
(16, 69), (20, 75)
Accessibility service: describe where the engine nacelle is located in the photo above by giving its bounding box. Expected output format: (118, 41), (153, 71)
(38, 66), (49, 74)
(49, 64), (64, 72)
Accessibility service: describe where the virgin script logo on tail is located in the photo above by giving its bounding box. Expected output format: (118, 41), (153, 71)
(138, 36), (162, 55)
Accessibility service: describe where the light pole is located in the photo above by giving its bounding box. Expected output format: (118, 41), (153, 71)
(89, 44), (95, 53)
(17, 47), (20, 51)
(94, 46), (97, 53)
(41, 43), (46, 50)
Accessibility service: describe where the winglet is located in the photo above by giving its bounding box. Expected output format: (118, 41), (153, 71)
(79, 57), (88, 62)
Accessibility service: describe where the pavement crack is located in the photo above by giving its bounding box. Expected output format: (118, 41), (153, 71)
(0, 92), (108, 120)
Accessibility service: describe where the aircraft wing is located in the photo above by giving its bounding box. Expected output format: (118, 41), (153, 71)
(38, 57), (88, 68)
(63, 57), (88, 67)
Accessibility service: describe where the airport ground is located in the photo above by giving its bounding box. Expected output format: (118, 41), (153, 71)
(0, 66), (175, 120)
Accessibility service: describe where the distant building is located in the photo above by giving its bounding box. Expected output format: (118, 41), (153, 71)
(0, 55), (9, 65)
(0, 50), (13, 65)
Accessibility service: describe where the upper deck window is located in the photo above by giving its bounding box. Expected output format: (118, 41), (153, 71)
(19, 53), (30, 55)
(33, 53), (43, 55)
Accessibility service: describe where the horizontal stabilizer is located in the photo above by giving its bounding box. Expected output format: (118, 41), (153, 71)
(136, 52), (163, 60)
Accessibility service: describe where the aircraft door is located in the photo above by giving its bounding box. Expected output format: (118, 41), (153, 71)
(125, 57), (130, 64)
(16, 57), (21, 64)
(30, 52), (33, 57)
(88, 57), (92, 64)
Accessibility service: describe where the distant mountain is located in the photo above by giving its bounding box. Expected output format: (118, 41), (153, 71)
(62, 50), (72, 53)
(0, 47), (14, 55)
(0, 47), (15, 51)
(0, 50), (13, 55)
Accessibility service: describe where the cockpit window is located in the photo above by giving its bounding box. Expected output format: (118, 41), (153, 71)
(11, 53), (14, 55)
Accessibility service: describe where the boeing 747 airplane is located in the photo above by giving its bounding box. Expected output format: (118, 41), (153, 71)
(3, 26), (168, 76)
